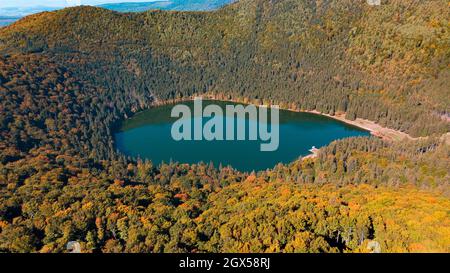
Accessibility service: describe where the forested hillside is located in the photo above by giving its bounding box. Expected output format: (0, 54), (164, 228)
(1, 0), (448, 136)
(99, 0), (236, 12)
(0, 0), (449, 253)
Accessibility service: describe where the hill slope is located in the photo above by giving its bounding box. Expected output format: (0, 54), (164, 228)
(0, 1), (236, 27)
(1, 0), (448, 136)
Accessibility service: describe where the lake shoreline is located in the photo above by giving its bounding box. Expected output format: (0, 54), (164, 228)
(151, 94), (414, 142)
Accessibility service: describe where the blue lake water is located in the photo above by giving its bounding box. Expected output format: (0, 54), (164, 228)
(115, 100), (370, 172)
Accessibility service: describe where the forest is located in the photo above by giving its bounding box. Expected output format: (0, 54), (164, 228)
(0, 0), (449, 252)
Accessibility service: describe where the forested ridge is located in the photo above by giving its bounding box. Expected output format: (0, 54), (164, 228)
(1, 0), (449, 136)
(0, 0), (449, 253)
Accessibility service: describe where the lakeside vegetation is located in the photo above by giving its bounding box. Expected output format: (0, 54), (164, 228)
(0, 0), (449, 252)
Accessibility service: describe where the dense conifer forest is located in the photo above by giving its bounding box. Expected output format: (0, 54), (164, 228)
(0, 0), (449, 252)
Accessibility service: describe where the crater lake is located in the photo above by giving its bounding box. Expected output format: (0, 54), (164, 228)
(114, 100), (370, 172)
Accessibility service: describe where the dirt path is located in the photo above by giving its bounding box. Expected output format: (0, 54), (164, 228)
(302, 110), (414, 142)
